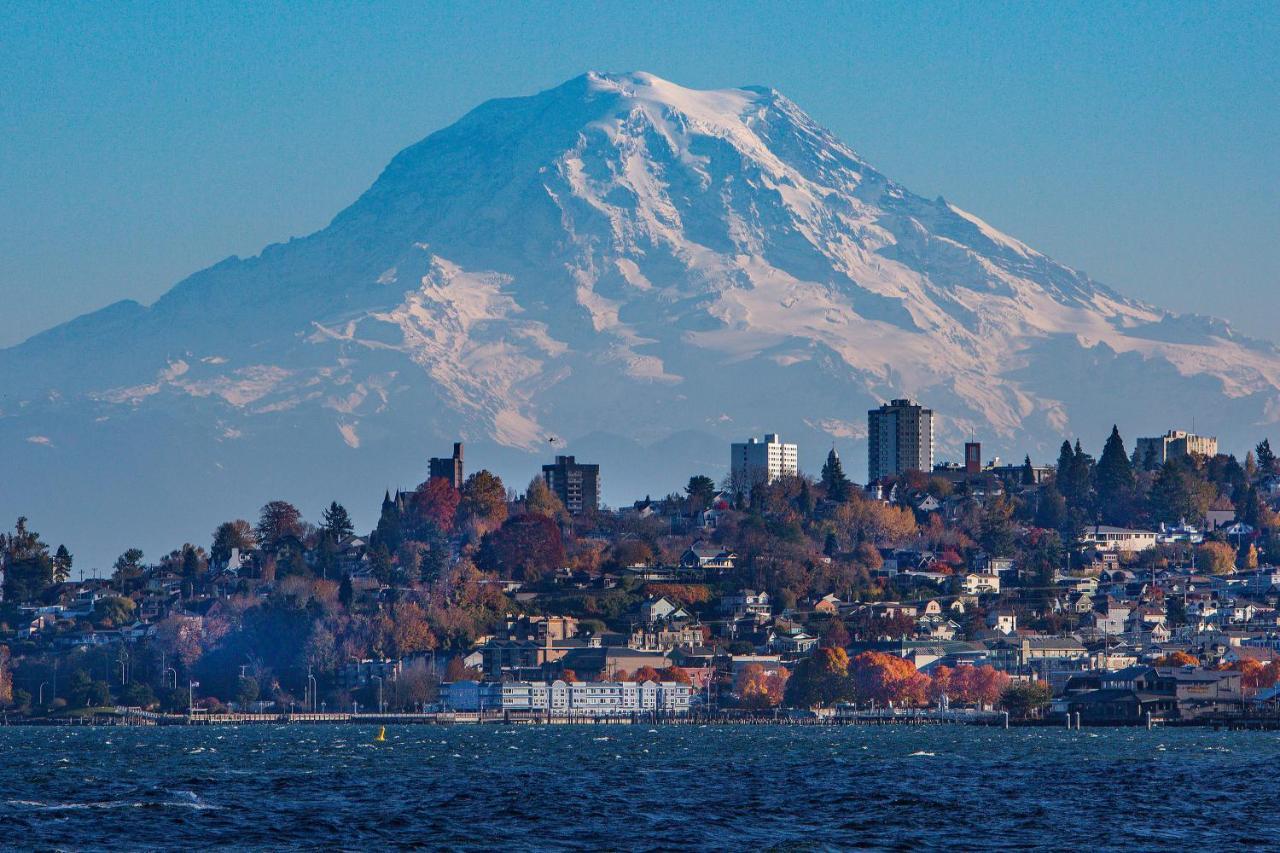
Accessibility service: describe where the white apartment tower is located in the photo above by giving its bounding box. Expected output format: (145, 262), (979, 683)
(731, 434), (798, 490)
(867, 399), (934, 482)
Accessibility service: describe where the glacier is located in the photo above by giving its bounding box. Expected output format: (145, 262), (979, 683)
(3, 70), (1279, 568)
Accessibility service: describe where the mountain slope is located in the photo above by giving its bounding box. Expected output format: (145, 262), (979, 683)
(4, 71), (1279, 567)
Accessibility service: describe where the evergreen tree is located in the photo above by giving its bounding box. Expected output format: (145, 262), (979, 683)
(1257, 439), (1277, 474)
(1055, 439), (1095, 514)
(419, 521), (450, 583)
(52, 545), (73, 583)
(181, 545), (200, 580)
(1021, 455), (1035, 486)
(1241, 486), (1266, 529)
(978, 496), (1016, 557)
(1149, 458), (1215, 525)
(684, 475), (717, 512)
(368, 541), (394, 585)
(821, 448), (852, 502)
(338, 572), (354, 608)
(1035, 484), (1068, 532)
(797, 479), (815, 516)
(1096, 425), (1135, 524)
(321, 501), (355, 540)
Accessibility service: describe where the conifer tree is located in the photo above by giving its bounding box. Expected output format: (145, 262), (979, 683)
(1257, 439), (1277, 474)
(321, 501), (355, 540)
(821, 448), (852, 502)
(1096, 425), (1135, 524)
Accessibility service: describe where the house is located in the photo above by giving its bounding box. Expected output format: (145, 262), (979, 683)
(1080, 525), (1158, 552)
(680, 543), (737, 572)
(990, 636), (1087, 668)
(987, 609), (1018, 635)
(770, 628), (818, 655)
(721, 590), (771, 620)
(957, 573), (1000, 596)
(971, 553), (1015, 576)
(812, 593), (842, 615)
(639, 597), (689, 625)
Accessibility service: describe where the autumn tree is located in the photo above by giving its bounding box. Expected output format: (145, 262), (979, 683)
(1196, 541), (1237, 575)
(211, 519), (255, 568)
(390, 602), (438, 657)
(946, 665), (1010, 708)
(849, 651), (931, 707)
(256, 501), (303, 549)
(737, 663), (790, 709)
(409, 478), (461, 536)
(820, 619), (851, 649)
(1154, 651), (1198, 667)
(459, 471), (508, 532)
(525, 476), (568, 521)
(0, 647), (12, 706)
(784, 647), (853, 708)
(477, 514), (565, 582)
(444, 656), (482, 682)
(632, 665), (663, 684)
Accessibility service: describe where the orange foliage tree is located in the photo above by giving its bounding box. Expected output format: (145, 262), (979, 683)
(849, 651), (930, 707)
(1154, 651), (1198, 667)
(737, 663), (791, 709)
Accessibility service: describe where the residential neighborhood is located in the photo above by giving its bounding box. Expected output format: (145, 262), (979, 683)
(5, 422), (1280, 728)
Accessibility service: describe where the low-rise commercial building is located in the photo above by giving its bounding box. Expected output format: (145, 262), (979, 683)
(441, 679), (693, 716)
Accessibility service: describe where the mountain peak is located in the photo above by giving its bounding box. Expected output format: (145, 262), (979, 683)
(4, 70), (1278, 569)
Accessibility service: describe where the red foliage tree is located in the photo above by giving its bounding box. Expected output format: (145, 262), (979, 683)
(411, 478), (461, 534)
(477, 515), (565, 582)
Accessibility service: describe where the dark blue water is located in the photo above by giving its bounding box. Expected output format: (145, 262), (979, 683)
(0, 724), (1273, 850)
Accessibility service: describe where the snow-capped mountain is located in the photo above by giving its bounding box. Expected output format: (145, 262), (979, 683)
(5, 71), (1279, 566)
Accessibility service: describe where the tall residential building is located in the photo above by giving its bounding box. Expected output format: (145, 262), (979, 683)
(867, 399), (934, 482)
(730, 434), (799, 490)
(429, 442), (464, 488)
(1134, 430), (1218, 469)
(542, 455), (600, 515)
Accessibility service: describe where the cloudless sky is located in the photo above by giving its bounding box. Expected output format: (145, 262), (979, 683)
(1, 1), (1276, 348)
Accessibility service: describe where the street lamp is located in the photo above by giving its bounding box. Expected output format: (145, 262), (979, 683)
(307, 667), (317, 713)
(163, 667), (178, 690)
(188, 680), (199, 714)
(38, 681), (48, 706)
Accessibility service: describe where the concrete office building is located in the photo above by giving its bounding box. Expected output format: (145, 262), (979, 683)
(868, 399), (934, 482)
(1134, 430), (1218, 469)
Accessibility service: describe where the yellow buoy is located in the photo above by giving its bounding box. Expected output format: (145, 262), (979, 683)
(374, 726), (386, 743)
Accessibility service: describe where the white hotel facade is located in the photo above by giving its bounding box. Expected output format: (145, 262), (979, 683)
(442, 679), (693, 716)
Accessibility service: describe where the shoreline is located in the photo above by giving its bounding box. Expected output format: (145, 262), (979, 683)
(7, 709), (1280, 730)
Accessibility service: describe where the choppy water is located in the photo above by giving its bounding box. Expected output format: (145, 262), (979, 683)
(0, 724), (1274, 850)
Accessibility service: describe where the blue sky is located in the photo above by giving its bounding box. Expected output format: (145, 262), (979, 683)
(1, 1), (1276, 348)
